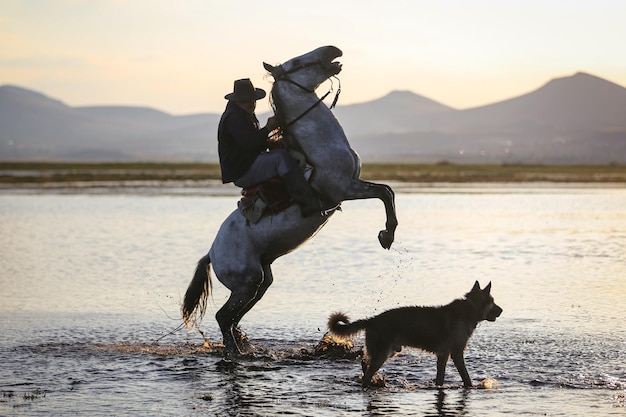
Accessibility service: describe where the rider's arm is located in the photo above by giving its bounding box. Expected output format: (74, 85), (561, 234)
(224, 110), (270, 153)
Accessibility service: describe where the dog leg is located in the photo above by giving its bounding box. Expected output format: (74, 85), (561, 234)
(436, 353), (449, 386)
(361, 357), (372, 386)
(451, 350), (472, 388)
(362, 351), (388, 388)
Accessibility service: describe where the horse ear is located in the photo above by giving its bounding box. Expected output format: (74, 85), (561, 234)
(263, 62), (275, 74)
(484, 281), (492, 294)
(471, 280), (481, 293)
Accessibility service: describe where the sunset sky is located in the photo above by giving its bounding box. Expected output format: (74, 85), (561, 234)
(1, 0), (625, 115)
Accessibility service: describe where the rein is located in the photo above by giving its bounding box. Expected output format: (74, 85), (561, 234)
(271, 62), (341, 128)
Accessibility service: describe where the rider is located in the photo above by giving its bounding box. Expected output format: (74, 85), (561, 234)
(218, 78), (323, 218)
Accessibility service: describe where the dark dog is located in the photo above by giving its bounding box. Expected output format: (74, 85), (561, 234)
(328, 281), (502, 388)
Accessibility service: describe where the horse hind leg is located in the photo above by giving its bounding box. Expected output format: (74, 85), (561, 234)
(231, 264), (274, 352)
(215, 267), (270, 355)
(216, 294), (245, 355)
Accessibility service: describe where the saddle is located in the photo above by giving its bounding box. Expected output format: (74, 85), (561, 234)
(237, 151), (314, 223)
(237, 178), (292, 223)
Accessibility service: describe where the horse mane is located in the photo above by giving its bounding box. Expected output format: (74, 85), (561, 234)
(268, 83), (286, 144)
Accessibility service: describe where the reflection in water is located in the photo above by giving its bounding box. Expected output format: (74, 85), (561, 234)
(215, 360), (247, 416)
(366, 388), (470, 417)
(213, 359), (285, 416)
(430, 389), (469, 417)
(366, 392), (400, 416)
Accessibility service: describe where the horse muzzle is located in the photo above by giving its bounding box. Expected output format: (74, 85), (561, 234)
(330, 61), (342, 75)
(323, 46), (343, 75)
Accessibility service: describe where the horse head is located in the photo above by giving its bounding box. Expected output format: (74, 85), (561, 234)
(263, 45), (342, 92)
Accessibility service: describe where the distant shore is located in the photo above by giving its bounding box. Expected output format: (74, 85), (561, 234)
(1, 161), (626, 187)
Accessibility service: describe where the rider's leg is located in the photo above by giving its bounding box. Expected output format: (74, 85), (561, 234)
(280, 167), (322, 217)
(235, 149), (321, 217)
(234, 148), (295, 187)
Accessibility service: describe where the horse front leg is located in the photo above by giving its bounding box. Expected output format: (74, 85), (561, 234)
(374, 182), (397, 249)
(343, 180), (397, 249)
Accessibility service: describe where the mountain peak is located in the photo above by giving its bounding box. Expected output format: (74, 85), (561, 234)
(376, 89), (453, 111)
(572, 71), (596, 78)
(384, 90), (419, 98)
(543, 71), (625, 92)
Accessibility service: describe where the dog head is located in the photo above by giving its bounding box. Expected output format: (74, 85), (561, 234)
(467, 281), (503, 322)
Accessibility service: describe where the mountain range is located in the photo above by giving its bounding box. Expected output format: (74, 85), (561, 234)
(1, 71), (625, 164)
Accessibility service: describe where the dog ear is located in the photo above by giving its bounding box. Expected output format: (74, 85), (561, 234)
(472, 280), (481, 293)
(484, 281), (492, 294)
(263, 62), (275, 74)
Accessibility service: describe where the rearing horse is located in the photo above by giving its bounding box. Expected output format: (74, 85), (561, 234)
(182, 46), (397, 354)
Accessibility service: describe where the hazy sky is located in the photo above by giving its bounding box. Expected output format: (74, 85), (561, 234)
(1, 0), (625, 115)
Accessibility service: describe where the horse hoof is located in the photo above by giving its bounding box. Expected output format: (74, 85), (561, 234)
(233, 327), (254, 354)
(222, 334), (243, 357)
(378, 230), (394, 249)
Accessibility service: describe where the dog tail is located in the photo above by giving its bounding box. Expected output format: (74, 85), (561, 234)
(328, 312), (368, 339)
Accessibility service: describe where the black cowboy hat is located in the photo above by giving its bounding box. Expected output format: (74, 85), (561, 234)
(224, 78), (266, 101)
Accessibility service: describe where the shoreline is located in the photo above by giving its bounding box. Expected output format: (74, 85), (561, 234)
(2, 179), (625, 198)
(1, 162), (626, 191)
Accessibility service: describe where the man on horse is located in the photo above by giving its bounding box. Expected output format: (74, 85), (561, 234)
(183, 47), (397, 356)
(218, 78), (323, 218)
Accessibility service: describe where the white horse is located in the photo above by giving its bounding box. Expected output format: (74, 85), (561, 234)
(182, 46), (397, 354)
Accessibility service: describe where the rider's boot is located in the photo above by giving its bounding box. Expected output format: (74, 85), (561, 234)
(281, 168), (322, 218)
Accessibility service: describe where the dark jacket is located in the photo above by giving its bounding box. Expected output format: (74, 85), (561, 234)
(218, 102), (270, 183)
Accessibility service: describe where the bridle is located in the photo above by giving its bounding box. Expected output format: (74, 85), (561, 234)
(270, 61), (341, 128)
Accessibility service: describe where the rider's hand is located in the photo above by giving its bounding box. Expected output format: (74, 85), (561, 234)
(265, 115), (280, 132)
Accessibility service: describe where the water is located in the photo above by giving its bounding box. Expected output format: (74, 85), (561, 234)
(1, 185), (625, 416)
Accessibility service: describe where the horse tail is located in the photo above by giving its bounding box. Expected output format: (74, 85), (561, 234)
(328, 312), (368, 339)
(182, 253), (213, 330)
